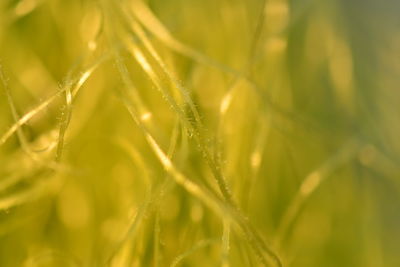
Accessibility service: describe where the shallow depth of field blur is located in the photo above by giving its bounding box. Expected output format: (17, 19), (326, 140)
(1, 0), (400, 266)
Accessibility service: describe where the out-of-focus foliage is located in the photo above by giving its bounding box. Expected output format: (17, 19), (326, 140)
(0, 0), (399, 266)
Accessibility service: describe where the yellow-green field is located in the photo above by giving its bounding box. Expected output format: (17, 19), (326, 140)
(1, 0), (399, 266)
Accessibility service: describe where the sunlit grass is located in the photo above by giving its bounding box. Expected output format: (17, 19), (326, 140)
(1, 0), (400, 266)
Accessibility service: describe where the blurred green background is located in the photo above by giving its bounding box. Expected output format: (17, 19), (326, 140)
(0, 0), (400, 266)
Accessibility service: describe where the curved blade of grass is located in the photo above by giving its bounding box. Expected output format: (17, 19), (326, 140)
(0, 54), (110, 147)
(1, 64), (66, 172)
(54, 53), (100, 162)
(274, 140), (362, 249)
